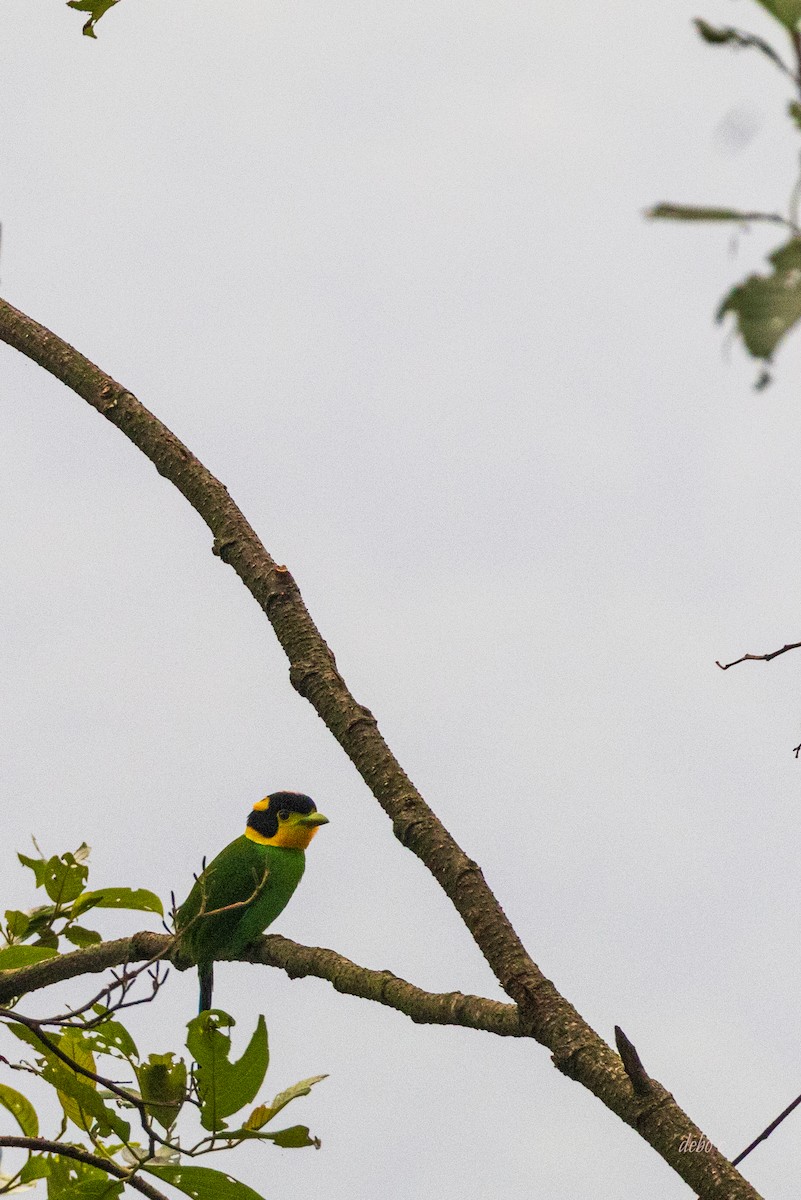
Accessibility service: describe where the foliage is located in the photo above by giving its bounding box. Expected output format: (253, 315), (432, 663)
(2, 841), (162, 964)
(648, 1), (801, 382)
(66, 0), (121, 38)
(0, 846), (325, 1199)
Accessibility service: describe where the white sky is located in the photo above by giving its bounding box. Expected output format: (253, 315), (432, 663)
(3, 1), (801, 1197)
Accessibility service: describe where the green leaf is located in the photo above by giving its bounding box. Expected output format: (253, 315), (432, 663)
(220, 1122), (321, 1148)
(32, 930), (59, 950)
(244, 1074), (327, 1129)
(5, 910), (30, 940)
(73, 888), (163, 917)
(262, 1124), (320, 1148)
(63, 926), (102, 948)
(0, 945), (59, 970)
(186, 1012), (269, 1131)
(692, 19), (791, 71)
(22, 905), (58, 938)
(717, 237), (801, 358)
(6, 1024), (131, 1142)
(753, 0), (801, 31)
(44, 855), (89, 905)
(145, 1164), (268, 1200)
(53, 1065), (131, 1142)
(45, 1155), (122, 1199)
(83, 1019), (139, 1063)
(694, 18), (738, 44)
(136, 1053), (187, 1129)
(17, 853), (48, 889)
(790, 101), (801, 131)
(646, 203), (784, 224)
(53, 1028), (99, 1134)
(18, 1157), (50, 1184)
(0, 1082), (39, 1136)
(66, 1181), (124, 1200)
(66, 0), (121, 38)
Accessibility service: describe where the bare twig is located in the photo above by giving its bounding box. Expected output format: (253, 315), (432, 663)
(732, 1088), (801, 1167)
(53, 959), (169, 1028)
(716, 641), (801, 670)
(0, 1137), (168, 1200)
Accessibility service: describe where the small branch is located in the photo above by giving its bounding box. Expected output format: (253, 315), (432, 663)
(0, 1137), (168, 1200)
(614, 1026), (653, 1097)
(716, 641), (801, 670)
(732, 1088), (801, 1167)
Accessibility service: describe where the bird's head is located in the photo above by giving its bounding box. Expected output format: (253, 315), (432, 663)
(245, 791), (329, 850)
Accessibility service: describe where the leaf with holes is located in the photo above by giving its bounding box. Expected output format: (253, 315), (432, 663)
(186, 1011), (268, 1131)
(66, 0), (121, 38)
(44, 854), (88, 904)
(73, 887), (163, 916)
(45, 1155), (122, 1199)
(145, 1164), (267, 1200)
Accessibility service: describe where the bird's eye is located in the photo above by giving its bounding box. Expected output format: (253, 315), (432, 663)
(277, 809), (290, 821)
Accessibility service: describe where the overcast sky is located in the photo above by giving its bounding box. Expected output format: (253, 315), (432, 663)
(3, 1), (801, 1197)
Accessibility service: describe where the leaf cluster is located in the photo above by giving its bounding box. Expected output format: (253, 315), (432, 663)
(1, 842), (162, 973)
(649, 0), (801, 381)
(0, 846), (326, 1199)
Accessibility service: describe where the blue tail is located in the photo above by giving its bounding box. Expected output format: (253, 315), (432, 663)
(198, 962), (213, 1013)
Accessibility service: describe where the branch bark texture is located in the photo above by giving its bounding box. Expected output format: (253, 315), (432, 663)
(0, 298), (763, 1198)
(0, 932), (524, 1039)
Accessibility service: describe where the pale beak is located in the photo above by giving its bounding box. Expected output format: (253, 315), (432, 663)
(297, 812), (329, 828)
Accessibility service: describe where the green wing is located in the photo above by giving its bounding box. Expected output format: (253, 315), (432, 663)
(176, 837), (305, 965)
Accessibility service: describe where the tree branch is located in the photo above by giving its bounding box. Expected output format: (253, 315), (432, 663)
(716, 641), (801, 670)
(0, 932), (167, 1007)
(0, 1137), (168, 1200)
(0, 298), (763, 1197)
(0, 932), (524, 1038)
(246, 934), (525, 1036)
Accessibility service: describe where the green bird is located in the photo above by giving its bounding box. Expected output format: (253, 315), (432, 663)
(176, 791), (328, 1012)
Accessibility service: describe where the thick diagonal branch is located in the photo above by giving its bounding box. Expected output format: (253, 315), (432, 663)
(0, 298), (762, 1198)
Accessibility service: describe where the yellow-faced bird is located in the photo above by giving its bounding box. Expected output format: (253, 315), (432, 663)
(176, 792), (328, 1011)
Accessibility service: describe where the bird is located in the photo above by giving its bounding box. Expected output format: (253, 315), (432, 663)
(175, 791), (328, 1012)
